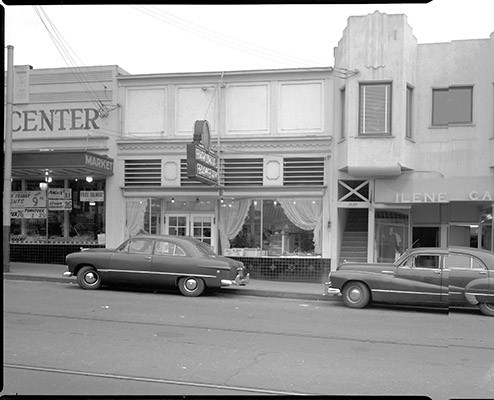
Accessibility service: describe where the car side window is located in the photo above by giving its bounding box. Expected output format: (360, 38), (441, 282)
(414, 255), (440, 269)
(446, 253), (486, 270)
(155, 241), (186, 257)
(124, 239), (153, 254)
(401, 254), (440, 269)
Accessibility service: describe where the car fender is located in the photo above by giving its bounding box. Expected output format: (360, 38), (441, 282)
(464, 277), (494, 305)
(66, 251), (113, 279)
(330, 269), (395, 293)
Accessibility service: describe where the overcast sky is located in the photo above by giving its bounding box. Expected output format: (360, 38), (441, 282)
(3, 1), (494, 75)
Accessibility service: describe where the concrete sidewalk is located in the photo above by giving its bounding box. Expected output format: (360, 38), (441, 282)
(3, 262), (328, 301)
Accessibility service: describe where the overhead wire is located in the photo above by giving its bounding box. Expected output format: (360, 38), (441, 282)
(131, 5), (333, 70)
(32, 6), (116, 115)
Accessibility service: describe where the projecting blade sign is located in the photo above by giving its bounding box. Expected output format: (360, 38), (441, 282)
(186, 120), (218, 185)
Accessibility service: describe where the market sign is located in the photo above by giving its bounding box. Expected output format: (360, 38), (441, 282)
(186, 120), (218, 185)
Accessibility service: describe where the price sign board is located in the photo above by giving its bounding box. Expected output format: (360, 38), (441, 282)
(48, 188), (72, 200)
(49, 199), (73, 210)
(11, 191), (46, 208)
(11, 208), (47, 219)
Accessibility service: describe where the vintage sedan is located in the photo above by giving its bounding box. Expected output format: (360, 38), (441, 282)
(324, 246), (494, 316)
(63, 235), (249, 297)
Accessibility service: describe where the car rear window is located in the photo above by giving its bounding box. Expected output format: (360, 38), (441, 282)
(195, 241), (216, 256)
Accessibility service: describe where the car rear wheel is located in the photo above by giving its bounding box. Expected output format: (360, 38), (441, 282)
(178, 277), (205, 297)
(342, 281), (370, 309)
(77, 266), (101, 290)
(479, 302), (494, 317)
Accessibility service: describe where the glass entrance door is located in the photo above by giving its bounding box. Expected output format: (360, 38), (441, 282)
(164, 213), (215, 249)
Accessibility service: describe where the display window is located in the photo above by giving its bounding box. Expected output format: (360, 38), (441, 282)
(375, 210), (410, 262)
(224, 198), (322, 257)
(11, 179), (106, 244)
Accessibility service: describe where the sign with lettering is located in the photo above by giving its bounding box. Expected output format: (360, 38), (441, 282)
(186, 143), (218, 185)
(80, 191), (105, 202)
(85, 154), (113, 172)
(375, 176), (494, 204)
(11, 191), (46, 208)
(11, 208), (46, 219)
(48, 188), (72, 200)
(49, 199), (73, 211)
(13, 108), (100, 132)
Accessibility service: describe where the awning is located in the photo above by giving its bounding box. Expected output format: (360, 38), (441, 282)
(12, 150), (114, 179)
(344, 164), (403, 178)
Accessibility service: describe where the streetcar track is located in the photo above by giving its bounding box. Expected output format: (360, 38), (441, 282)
(4, 363), (308, 395)
(6, 310), (493, 351)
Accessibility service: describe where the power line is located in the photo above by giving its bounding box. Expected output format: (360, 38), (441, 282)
(131, 5), (331, 69)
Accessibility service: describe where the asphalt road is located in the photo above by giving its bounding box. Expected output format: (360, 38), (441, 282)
(2, 279), (494, 399)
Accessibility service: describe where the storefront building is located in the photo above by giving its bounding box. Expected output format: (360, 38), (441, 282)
(330, 12), (494, 264)
(9, 65), (128, 262)
(8, 12), (493, 280)
(113, 68), (335, 282)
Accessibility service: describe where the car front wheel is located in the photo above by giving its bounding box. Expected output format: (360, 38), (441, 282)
(342, 281), (370, 309)
(178, 277), (205, 297)
(479, 302), (494, 317)
(77, 266), (101, 290)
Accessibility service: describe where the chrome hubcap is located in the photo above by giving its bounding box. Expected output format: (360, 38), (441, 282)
(348, 287), (362, 302)
(85, 272), (97, 284)
(185, 278), (198, 291)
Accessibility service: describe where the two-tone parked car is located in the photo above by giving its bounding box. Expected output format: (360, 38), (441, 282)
(324, 246), (494, 316)
(63, 235), (249, 297)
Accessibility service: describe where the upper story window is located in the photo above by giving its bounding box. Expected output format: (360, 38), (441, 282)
(406, 85), (413, 139)
(432, 86), (473, 126)
(359, 83), (392, 135)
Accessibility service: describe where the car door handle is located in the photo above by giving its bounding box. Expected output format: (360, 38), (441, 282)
(145, 256), (152, 260)
(478, 271), (487, 275)
(432, 270), (441, 274)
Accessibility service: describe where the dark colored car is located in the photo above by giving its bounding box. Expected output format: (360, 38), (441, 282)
(324, 246), (494, 316)
(63, 235), (249, 297)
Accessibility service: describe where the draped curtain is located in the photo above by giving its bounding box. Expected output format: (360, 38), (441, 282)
(219, 199), (251, 253)
(125, 199), (148, 238)
(278, 199), (322, 254)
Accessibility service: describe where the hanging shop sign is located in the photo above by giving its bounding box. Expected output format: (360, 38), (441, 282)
(187, 120), (218, 185)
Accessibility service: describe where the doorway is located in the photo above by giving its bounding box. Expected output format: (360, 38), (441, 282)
(412, 226), (440, 248)
(164, 213), (215, 248)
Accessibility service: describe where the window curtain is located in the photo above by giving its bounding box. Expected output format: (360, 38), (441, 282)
(278, 199), (322, 254)
(125, 199), (148, 238)
(219, 199), (251, 252)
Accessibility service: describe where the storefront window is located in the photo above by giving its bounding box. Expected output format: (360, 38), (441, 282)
(375, 210), (409, 262)
(11, 179), (105, 244)
(227, 198), (321, 257)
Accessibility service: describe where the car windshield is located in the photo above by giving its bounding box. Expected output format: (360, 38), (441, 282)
(194, 241), (217, 256)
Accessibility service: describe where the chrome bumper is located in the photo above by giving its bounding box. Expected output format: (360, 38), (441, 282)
(324, 282), (341, 296)
(221, 273), (250, 287)
(63, 271), (73, 278)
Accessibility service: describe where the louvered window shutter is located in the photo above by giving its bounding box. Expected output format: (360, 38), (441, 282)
(360, 84), (391, 134)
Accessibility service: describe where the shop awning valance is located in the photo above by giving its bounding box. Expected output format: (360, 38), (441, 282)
(12, 150), (114, 179)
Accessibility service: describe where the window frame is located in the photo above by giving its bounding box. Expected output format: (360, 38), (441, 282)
(358, 82), (392, 136)
(431, 85), (473, 127)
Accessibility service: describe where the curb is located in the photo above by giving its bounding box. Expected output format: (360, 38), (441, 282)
(4, 274), (327, 302)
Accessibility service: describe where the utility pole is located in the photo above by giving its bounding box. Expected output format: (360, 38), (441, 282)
(3, 45), (14, 273)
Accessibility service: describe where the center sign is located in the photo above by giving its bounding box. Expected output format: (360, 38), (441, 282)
(186, 120), (218, 185)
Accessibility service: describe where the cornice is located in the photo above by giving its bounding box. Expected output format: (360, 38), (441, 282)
(117, 135), (332, 155)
